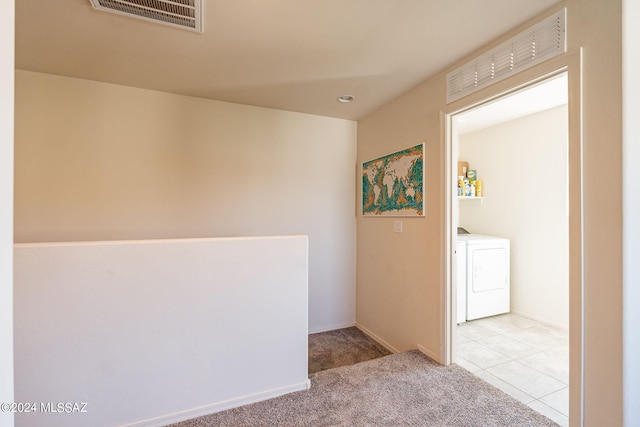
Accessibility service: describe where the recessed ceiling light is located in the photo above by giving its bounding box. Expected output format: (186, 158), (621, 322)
(337, 94), (355, 103)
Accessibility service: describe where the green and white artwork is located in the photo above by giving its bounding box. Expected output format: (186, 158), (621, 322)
(362, 144), (424, 216)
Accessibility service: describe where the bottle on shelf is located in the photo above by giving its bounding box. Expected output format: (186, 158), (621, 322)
(456, 163), (483, 198)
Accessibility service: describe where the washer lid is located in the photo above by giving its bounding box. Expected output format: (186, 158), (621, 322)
(457, 234), (509, 244)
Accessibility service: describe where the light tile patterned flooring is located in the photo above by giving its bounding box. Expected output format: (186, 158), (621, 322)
(456, 313), (569, 427)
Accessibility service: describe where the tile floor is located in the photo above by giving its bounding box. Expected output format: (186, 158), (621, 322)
(456, 313), (569, 427)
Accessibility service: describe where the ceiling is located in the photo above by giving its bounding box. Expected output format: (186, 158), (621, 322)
(456, 73), (568, 135)
(16, 0), (560, 121)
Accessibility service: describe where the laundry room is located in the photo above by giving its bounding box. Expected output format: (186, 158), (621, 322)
(455, 77), (569, 329)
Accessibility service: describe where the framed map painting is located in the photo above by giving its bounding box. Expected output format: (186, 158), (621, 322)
(362, 143), (424, 216)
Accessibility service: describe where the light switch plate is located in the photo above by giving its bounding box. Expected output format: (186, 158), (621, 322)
(394, 220), (403, 233)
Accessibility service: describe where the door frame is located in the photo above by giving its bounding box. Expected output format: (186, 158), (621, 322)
(441, 50), (584, 424)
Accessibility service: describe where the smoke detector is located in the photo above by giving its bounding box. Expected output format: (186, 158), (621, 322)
(89, 0), (203, 33)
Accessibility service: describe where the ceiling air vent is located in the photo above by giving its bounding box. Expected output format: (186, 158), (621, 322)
(89, 0), (203, 33)
(446, 8), (566, 104)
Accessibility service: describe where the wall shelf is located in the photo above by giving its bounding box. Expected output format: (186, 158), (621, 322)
(457, 196), (484, 200)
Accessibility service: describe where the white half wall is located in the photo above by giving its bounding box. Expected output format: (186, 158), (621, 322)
(459, 105), (569, 328)
(14, 70), (356, 333)
(0, 1), (14, 427)
(14, 236), (309, 427)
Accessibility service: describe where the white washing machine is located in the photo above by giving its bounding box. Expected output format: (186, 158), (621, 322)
(457, 234), (510, 321)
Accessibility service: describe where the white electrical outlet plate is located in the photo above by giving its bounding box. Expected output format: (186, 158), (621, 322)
(394, 220), (403, 233)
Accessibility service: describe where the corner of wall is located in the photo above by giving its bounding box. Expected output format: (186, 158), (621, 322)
(0, 1), (15, 426)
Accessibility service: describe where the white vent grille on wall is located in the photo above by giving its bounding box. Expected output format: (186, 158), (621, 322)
(89, 0), (202, 33)
(446, 9), (566, 104)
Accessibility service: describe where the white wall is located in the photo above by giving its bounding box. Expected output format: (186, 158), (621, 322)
(623, 0), (640, 424)
(0, 1), (14, 427)
(459, 105), (569, 328)
(14, 71), (357, 333)
(14, 236), (309, 427)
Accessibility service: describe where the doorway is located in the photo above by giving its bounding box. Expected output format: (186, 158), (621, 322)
(448, 72), (570, 426)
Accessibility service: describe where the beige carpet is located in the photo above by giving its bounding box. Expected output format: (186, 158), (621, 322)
(172, 350), (558, 426)
(308, 326), (391, 374)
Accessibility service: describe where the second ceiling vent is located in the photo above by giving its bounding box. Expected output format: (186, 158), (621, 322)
(89, 0), (203, 33)
(446, 9), (566, 104)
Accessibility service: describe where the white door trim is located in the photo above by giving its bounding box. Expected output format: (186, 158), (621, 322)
(441, 50), (584, 425)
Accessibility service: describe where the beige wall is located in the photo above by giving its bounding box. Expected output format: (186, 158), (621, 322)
(0, 1), (14, 426)
(459, 105), (569, 328)
(357, 0), (625, 424)
(14, 71), (357, 333)
(356, 73), (444, 355)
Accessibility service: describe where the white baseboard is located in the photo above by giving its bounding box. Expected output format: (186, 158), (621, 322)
(354, 324), (441, 363)
(510, 310), (569, 330)
(417, 344), (441, 363)
(355, 323), (400, 354)
(309, 321), (356, 334)
(120, 379), (311, 427)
